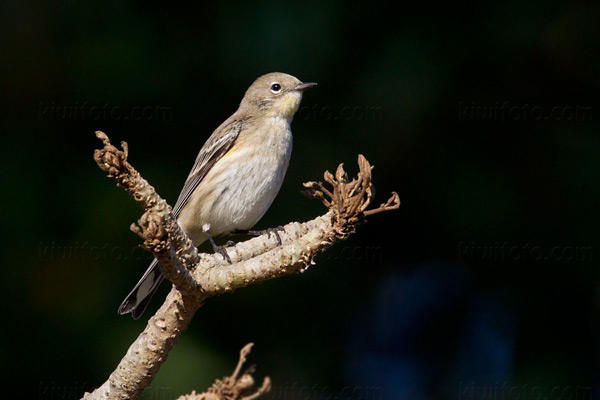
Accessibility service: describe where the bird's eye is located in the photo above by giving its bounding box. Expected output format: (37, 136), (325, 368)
(270, 83), (282, 93)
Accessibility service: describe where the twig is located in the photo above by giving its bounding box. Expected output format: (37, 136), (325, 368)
(174, 343), (271, 400)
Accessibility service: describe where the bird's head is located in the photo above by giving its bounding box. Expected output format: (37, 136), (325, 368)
(239, 72), (317, 120)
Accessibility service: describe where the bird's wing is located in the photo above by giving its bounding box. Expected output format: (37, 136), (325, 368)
(171, 118), (244, 218)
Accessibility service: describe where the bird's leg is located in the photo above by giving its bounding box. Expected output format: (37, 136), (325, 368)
(232, 226), (285, 246)
(203, 229), (232, 264)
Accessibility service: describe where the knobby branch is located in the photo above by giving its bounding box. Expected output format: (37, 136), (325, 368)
(82, 131), (399, 400)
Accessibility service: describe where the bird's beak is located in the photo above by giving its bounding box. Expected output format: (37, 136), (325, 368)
(295, 82), (318, 92)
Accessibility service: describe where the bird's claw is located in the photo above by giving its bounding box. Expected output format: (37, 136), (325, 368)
(204, 229), (232, 264)
(253, 226), (285, 245)
(214, 244), (232, 264)
(231, 226), (285, 246)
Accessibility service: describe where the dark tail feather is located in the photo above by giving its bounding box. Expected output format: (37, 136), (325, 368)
(118, 259), (164, 320)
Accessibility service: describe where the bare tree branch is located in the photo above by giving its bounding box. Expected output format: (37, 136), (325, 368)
(82, 131), (400, 400)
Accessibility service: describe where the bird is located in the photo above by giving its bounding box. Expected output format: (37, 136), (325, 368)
(118, 72), (317, 319)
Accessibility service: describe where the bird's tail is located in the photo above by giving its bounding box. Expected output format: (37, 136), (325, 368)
(118, 258), (164, 320)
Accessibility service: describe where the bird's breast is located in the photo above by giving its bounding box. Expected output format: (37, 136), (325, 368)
(181, 117), (293, 241)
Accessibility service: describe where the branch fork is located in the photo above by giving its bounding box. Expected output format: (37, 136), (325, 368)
(83, 131), (400, 400)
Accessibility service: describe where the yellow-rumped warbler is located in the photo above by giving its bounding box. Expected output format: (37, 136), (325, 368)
(119, 72), (316, 319)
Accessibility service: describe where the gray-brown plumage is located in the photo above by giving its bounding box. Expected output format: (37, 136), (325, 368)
(119, 72), (316, 319)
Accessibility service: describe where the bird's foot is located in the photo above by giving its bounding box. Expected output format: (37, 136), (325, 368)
(213, 244), (232, 264)
(232, 226), (285, 245)
(204, 229), (232, 264)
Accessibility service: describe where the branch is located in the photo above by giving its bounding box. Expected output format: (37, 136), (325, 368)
(82, 131), (400, 400)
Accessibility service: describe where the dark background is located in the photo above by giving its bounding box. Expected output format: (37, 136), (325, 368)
(2, 1), (599, 399)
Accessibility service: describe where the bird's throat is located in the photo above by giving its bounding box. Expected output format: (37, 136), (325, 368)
(281, 95), (301, 119)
